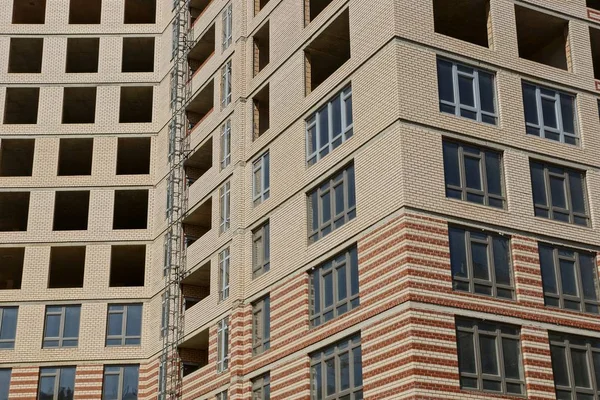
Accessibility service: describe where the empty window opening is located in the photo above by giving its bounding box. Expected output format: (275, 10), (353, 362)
(181, 261), (210, 311)
(179, 328), (209, 377)
(69, 0), (101, 24)
(184, 138), (212, 186)
(188, 25), (215, 76)
(305, 0), (334, 24)
(305, 9), (350, 94)
(12, 0), (46, 24)
(0, 248), (24, 290)
(253, 21), (270, 76)
(124, 0), (156, 24)
(53, 191), (90, 231)
(117, 137), (150, 175)
(0, 192), (29, 231)
(122, 37), (155, 73)
(253, 84), (270, 138)
(113, 190), (148, 230)
(119, 86), (153, 123)
(3, 88), (40, 125)
(48, 246), (85, 288)
(0, 139), (34, 177)
(433, 0), (490, 47)
(190, 0), (212, 26)
(183, 197), (212, 247)
(58, 138), (93, 176)
(515, 5), (570, 71)
(255, 0), (270, 15)
(110, 245), (146, 287)
(62, 87), (97, 124)
(8, 38), (43, 73)
(66, 38), (100, 73)
(590, 28), (600, 80)
(186, 80), (214, 133)
(588, 0), (600, 11)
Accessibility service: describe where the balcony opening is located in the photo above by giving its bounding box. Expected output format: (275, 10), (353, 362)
(186, 81), (214, 133)
(184, 138), (212, 186)
(48, 246), (85, 288)
(190, 0), (212, 26)
(253, 84), (270, 139)
(124, 0), (156, 24)
(0, 192), (29, 232)
(305, 0), (334, 24)
(62, 87), (97, 124)
(255, 0), (270, 15)
(253, 21), (270, 76)
(12, 0), (46, 24)
(588, 0), (600, 11)
(116, 137), (151, 175)
(0, 248), (24, 290)
(433, 0), (490, 48)
(58, 138), (93, 176)
(183, 197), (212, 247)
(0, 139), (35, 177)
(181, 261), (210, 311)
(113, 190), (149, 230)
(179, 328), (209, 377)
(66, 38), (100, 73)
(3, 88), (40, 125)
(305, 9), (350, 94)
(188, 25), (215, 76)
(110, 245), (146, 287)
(122, 37), (155, 73)
(53, 191), (90, 231)
(69, 0), (101, 24)
(8, 38), (43, 73)
(590, 27), (600, 80)
(119, 86), (153, 123)
(515, 5), (570, 71)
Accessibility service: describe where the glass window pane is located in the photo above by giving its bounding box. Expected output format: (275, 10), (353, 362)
(340, 352), (350, 391)
(549, 176), (567, 209)
(39, 375), (55, 400)
(264, 298), (270, 342)
(326, 358), (336, 396)
(522, 84), (539, 126)
(0, 308), (17, 340)
(102, 374), (119, 400)
(568, 172), (586, 215)
(312, 274), (321, 315)
(478, 72), (495, 114)
(437, 60), (454, 104)
(347, 165), (355, 209)
(331, 97), (342, 138)
(318, 109), (329, 149)
(539, 245), (558, 295)
(0, 370), (10, 400)
(458, 75), (475, 107)
(457, 331), (476, 374)
(492, 237), (511, 286)
(353, 346), (363, 387)
(449, 228), (468, 279)
(345, 95), (353, 128)
(471, 242), (490, 281)
(337, 265), (347, 302)
(63, 307), (80, 338)
(502, 338), (521, 380)
(571, 349), (592, 388)
(126, 305), (142, 337)
(321, 191), (331, 224)
(579, 254), (599, 301)
(541, 97), (558, 129)
(485, 152), (502, 196)
(559, 259), (578, 297)
(530, 162), (547, 207)
(442, 142), (461, 189)
(479, 335), (499, 375)
(334, 183), (344, 216)
(59, 368), (76, 398)
(45, 314), (61, 338)
(350, 248), (359, 296)
(324, 273), (333, 308)
(308, 122), (317, 156)
(560, 94), (575, 134)
(464, 156), (482, 191)
(107, 312), (123, 337)
(123, 366), (139, 400)
(312, 364), (322, 400)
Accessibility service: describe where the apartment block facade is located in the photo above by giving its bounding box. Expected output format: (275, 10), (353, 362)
(4, 0), (600, 399)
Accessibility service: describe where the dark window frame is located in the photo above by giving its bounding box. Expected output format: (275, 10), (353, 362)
(0, 369), (10, 400)
(310, 245), (359, 327)
(251, 373), (270, 400)
(252, 296), (270, 355)
(252, 221), (270, 279)
(42, 305), (80, 348)
(252, 151), (270, 206)
(0, 307), (18, 349)
(105, 303), (142, 346)
(448, 226), (514, 300)
(101, 364), (139, 400)
(37, 366), (76, 400)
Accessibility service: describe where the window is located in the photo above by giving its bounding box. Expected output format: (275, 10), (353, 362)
(437, 58), (497, 124)
(456, 318), (524, 395)
(252, 222), (270, 279)
(221, 119), (231, 169)
(106, 304), (142, 346)
(530, 161), (588, 226)
(216, 390), (228, 400)
(219, 247), (230, 301)
(307, 86), (353, 166)
(124, 0), (155, 24)
(53, 191), (90, 231)
(102, 365), (139, 400)
(8, 38), (43, 73)
(432, 0), (490, 47)
(310, 335), (363, 400)
(448, 226), (514, 299)
(12, 0), (46, 24)
(549, 332), (600, 399)
(222, 4), (232, 51)
(109, 245), (146, 287)
(253, 84), (270, 138)
(252, 152), (270, 206)
(161, 293), (169, 338)
(442, 141), (504, 209)
(251, 373), (270, 400)
(539, 243), (599, 314)
(0, 192), (29, 232)
(43, 305), (80, 348)
(0, 307), (18, 349)
(217, 317), (229, 372)
(252, 296), (270, 355)
(522, 82), (577, 145)
(158, 356), (166, 399)
(308, 163), (356, 243)
(219, 181), (231, 233)
(38, 367), (76, 400)
(253, 21), (270, 76)
(0, 369), (10, 400)
(310, 246), (359, 327)
(221, 60), (232, 109)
